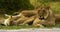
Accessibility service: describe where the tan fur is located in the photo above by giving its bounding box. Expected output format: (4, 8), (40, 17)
(38, 6), (55, 26)
(33, 17), (44, 27)
(4, 6), (55, 27)
(4, 16), (12, 26)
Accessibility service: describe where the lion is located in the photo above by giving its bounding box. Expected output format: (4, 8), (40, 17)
(12, 10), (38, 26)
(14, 7), (44, 26)
(3, 6), (55, 27)
(3, 13), (36, 26)
(3, 7), (41, 26)
(38, 6), (55, 27)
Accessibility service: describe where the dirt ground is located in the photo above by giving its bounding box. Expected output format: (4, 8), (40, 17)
(0, 28), (60, 32)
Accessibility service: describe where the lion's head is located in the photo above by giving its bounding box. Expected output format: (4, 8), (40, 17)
(38, 6), (50, 20)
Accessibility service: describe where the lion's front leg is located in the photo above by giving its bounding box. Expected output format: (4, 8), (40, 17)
(33, 18), (44, 27)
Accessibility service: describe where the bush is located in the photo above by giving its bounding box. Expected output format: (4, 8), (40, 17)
(0, 0), (34, 15)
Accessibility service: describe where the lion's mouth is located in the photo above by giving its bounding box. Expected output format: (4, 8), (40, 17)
(39, 16), (45, 20)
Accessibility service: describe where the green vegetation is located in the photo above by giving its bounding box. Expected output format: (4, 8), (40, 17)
(0, 0), (60, 14)
(0, 25), (42, 30)
(0, 25), (54, 30)
(0, 0), (60, 29)
(0, 0), (34, 15)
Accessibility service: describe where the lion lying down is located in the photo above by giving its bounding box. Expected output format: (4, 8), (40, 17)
(3, 6), (55, 27)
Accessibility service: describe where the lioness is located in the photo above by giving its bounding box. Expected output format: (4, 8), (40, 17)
(3, 7), (41, 26)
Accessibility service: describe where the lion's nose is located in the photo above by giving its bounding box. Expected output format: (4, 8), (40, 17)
(39, 16), (44, 20)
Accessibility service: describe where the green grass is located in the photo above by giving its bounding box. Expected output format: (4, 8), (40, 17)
(0, 25), (41, 30)
(30, 0), (60, 13)
(0, 24), (59, 30)
(0, 25), (31, 30)
(49, 2), (60, 14)
(0, 24), (53, 30)
(55, 24), (60, 28)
